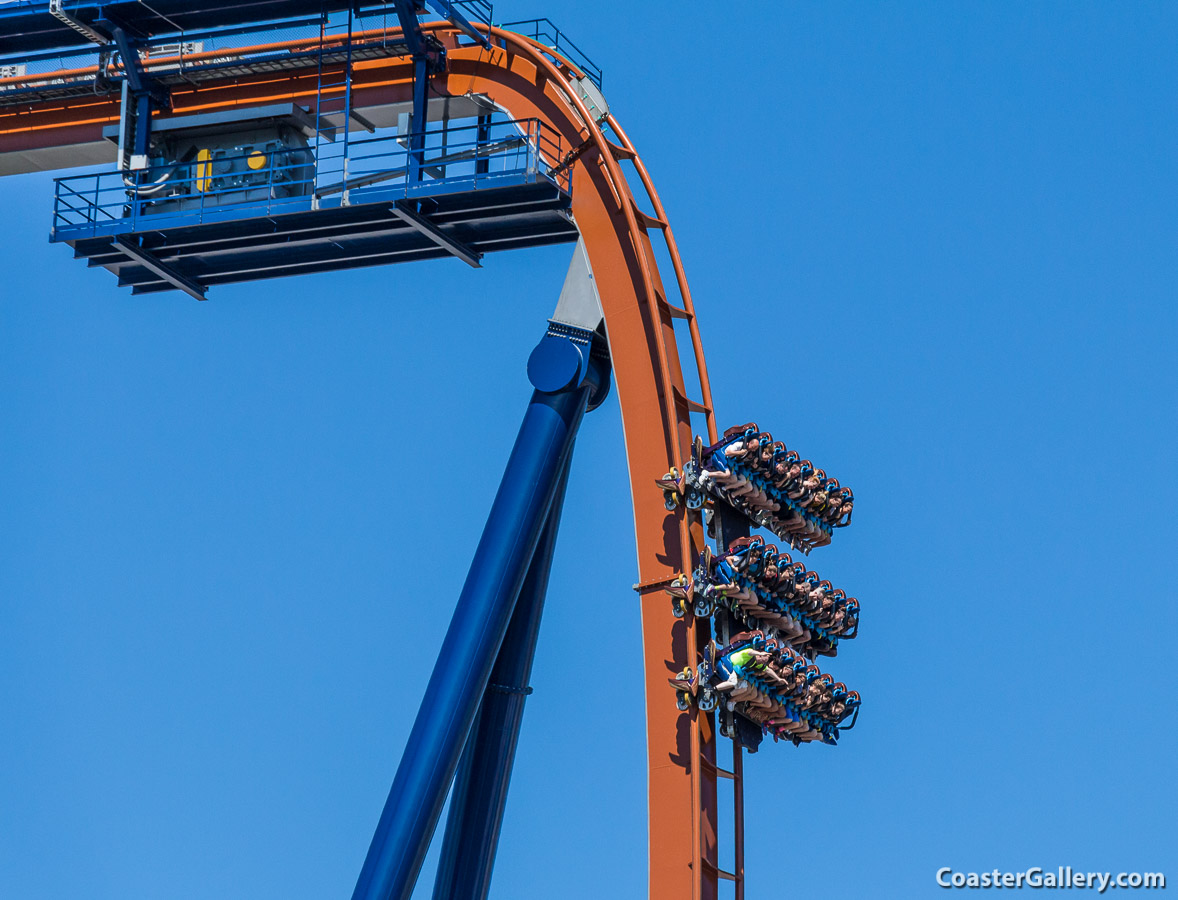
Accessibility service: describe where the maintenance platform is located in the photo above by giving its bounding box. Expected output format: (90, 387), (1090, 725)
(1, 2), (595, 297)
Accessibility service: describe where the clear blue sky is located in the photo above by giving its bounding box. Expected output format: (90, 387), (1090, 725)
(2, 2), (1176, 898)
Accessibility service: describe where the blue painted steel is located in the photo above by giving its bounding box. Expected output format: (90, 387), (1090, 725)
(391, 0), (443, 184)
(421, 0), (492, 49)
(350, 343), (609, 900)
(392, 0), (428, 57)
(0, 1), (494, 58)
(431, 453), (572, 900)
(0, 1), (348, 55)
(409, 55), (430, 183)
(110, 27), (153, 159)
(500, 19), (604, 88)
(109, 28), (142, 92)
(476, 115), (491, 176)
(526, 335), (584, 394)
(50, 118), (569, 243)
(62, 181), (578, 295)
(1, 17), (418, 108)
(0, 1), (492, 58)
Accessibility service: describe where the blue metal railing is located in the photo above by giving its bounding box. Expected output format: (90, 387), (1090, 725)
(1, 16), (328, 102)
(1, 8), (435, 91)
(501, 18), (603, 88)
(51, 117), (569, 241)
(3, 9), (605, 102)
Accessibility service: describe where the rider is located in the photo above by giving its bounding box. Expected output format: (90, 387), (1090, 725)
(710, 631), (771, 692)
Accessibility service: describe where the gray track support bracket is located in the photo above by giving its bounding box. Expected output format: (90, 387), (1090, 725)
(551, 237), (604, 333)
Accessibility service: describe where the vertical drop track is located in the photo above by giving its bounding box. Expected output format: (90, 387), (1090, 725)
(434, 24), (741, 900)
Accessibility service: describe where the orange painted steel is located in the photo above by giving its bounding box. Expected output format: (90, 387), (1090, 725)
(455, 28), (730, 898)
(0, 23), (739, 900)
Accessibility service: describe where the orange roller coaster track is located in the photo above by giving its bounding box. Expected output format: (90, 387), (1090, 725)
(437, 26), (736, 899)
(1, 19), (738, 900)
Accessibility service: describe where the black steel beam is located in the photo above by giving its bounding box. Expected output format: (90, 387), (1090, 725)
(84, 198), (569, 260)
(97, 217), (576, 279)
(74, 192), (573, 267)
(389, 199), (481, 267)
(113, 234), (206, 299)
(120, 229), (578, 294)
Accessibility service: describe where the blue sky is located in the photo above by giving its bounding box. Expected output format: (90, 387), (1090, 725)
(2, 2), (1176, 898)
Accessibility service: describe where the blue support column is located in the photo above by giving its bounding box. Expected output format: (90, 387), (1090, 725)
(475, 114), (491, 176)
(392, 0), (434, 184)
(430, 453), (572, 900)
(409, 54), (429, 183)
(111, 26), (154, 163)
(350, 330), (610, 900)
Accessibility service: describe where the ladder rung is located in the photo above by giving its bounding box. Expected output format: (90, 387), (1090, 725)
(655, 286), (692, 320)
(606, 138), (636, 161)
(673, 385), (710, 415)
(701, 859), (739, 882)
(701, 756), (738, 781)
(630, 199), (667, 230)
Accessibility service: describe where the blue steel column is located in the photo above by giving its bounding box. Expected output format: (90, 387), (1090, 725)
(408, 55), (428, 183)
(430, 455), (572, 900)
(350, 337), (609, 900)
(391, 0), (431, 184)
